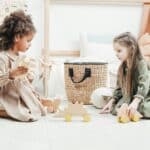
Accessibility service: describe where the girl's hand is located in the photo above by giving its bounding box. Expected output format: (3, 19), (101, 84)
(100, 98), (115, 114)
(117, 103), (128, 118)
(9, 66), (28, 79)
(128, 98), (141, 118)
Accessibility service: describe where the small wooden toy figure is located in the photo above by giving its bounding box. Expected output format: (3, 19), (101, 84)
(55, 102), (91, 122)
(129, 108), (143, 122)
(14, 55), (36, 80)
(117, 103), (130, 123)
(16, 55), (31, 67)
(117, 103), (143, 123)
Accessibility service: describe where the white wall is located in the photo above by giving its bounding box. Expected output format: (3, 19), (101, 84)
(24, 2), (143, 56)
(25, 0), (44, 58)
(49, 4), (142, 51)
(24, 0), (45, 95)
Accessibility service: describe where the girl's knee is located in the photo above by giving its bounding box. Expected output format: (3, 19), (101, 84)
(91, 87), (113, 108)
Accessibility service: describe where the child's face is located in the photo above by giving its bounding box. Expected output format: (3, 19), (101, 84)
(14, 32), (34, 53)
(113, 42), (128, 62)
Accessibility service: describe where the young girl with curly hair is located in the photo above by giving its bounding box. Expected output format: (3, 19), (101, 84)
(0, 10), (59, 121)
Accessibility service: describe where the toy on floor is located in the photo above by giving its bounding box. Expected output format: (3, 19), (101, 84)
(55, 102), (91, 122)
(41, 98), (60, 113)
(117, 104), (130, 123)
(117, 103), (142, 123)
(129, 108), (143, 122)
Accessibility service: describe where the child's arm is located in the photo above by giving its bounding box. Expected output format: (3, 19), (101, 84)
(127, 60), (150, 116)
(9, 66), (28, 79)
(128, 98), (141, 112)
(100, 98), (115, 114)
(127, 60), (149, 115)
(100, 79), (123, 114)
(133, 60), (150, 102)
(0, 56), (15, 87)
(0, 55), (28, 87)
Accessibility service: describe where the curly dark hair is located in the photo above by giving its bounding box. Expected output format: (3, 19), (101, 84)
(0, 10), (36, 50)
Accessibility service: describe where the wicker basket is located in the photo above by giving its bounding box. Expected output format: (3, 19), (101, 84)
(64, 62), (108, 104)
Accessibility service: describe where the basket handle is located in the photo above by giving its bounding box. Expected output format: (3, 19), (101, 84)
(69, 68), (91, 83)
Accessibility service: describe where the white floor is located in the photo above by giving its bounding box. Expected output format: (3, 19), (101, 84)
(0, 101), (150, 150)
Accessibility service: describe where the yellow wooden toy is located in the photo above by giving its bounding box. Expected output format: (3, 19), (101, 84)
(117, 104), (143, 123)
(117, 103), (130, 123)
(65, 114), (72, 122)
(131, 115), (140, 122)
(55, 102), (91, 122)
(117, 115), (130, 123)
(130, 110), (143, 122)
(83, 115), (91, 122)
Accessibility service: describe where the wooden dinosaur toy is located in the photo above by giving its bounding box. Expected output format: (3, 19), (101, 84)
(55, 102), (91, 122)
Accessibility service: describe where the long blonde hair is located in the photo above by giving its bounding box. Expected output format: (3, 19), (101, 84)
(113, 32), (143, 97)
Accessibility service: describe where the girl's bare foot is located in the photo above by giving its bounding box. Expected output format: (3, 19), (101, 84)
(41, 98), (61, 113)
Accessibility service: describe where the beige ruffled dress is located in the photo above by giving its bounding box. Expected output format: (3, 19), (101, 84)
(0, 51), (47, 121)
